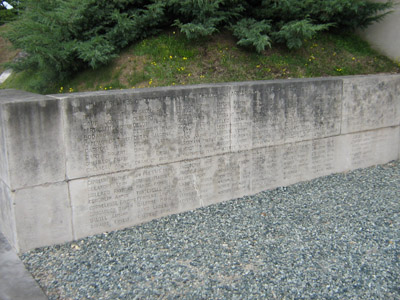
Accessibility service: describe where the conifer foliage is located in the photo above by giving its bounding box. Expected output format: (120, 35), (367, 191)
(4, 0), (394, 92)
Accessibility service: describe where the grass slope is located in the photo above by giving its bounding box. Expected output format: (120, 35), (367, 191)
(1, 30), (400, 94)
(0, 24), (19, 73)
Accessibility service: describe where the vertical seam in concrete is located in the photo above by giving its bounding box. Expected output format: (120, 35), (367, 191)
(248, 86), (253, 193)
(58, 97), (76, 240)
(339, 78), (344, 135)
(0, 106), (12, 190)
(58, 98), (69, 181)
(229, 86), (233, 154)
(0, 106), (19, 252)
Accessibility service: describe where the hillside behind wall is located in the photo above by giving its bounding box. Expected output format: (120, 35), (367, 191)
(358, 0), (400, 61)
(0, 74), (399, 253)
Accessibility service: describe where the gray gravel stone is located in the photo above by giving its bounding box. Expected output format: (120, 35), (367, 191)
(21, 161), (400, 300)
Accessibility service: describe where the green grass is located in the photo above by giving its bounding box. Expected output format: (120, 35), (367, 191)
(1, 30), (399, 94)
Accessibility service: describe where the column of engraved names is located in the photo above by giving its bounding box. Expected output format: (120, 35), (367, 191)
(282, 143), (310, 182)
(278, 84), (318, 141)
(81, 99), (134, 173)
(130, 166), (178, 222)
(215, 94), (231, 153)
(251, 147), (279, 192)
(231, 89), (254, 150)
(177, 156), (239, 207)
(87, 177), (118, 230)
(349, 131), (389, 167)
(310, 138), (336, 177)
(129, 97), (167, 166)
(81, 97), (174, 173)
(87, 173), (144, 230)
(175, 92), (230, 158)
(86, 167), (178, 231)
(176, 158), (214, 208)
(212, 154), (251, 203)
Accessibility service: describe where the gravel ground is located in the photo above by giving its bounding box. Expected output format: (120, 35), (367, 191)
(21, 161), (400, 300)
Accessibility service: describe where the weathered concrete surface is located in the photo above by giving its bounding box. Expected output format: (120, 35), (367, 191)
(13, 183), (72, 253)
(69, 126), (399, 240)
(231, 79), (342, 151)
(61, 86), (232, 179)
(0, 231), (48, 300)
(69, 152), (252, 239)
(342, 75), (400, 133)
(338, 127), (400, 171)
(60, 79), (342, 180)
(0, 179), (16, 249)
(0, 90), (65, 189)
(0, 75), (399, 252)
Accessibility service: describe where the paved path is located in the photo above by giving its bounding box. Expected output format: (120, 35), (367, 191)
(0, 231), (47, 300)
(0, 69), (12, 84)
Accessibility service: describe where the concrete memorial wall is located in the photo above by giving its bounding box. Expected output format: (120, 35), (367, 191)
(0, 74), (399, 252)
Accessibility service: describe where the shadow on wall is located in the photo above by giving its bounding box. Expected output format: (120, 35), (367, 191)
(358, 0), (400, 62)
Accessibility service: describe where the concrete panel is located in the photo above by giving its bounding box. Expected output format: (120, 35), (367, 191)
(190, 152), (252, 206)
(69, 165), (180, 239)
(251, 136), (340, 194)
(231, 78), (342, 151)
(342, 75), (400, 134)
(0, 180), (16, 249)
(60, 86), (232, 179)
(14, 182), (72, 252)
(70, 152), (252, 239)
(337, 126), (400, 171)
(1, 94), (66, 189)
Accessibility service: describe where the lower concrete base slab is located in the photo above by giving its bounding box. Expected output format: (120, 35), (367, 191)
(68, 126), (400, 241)
(0, 231), (47, 300)
(14, 183), (73, 253)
